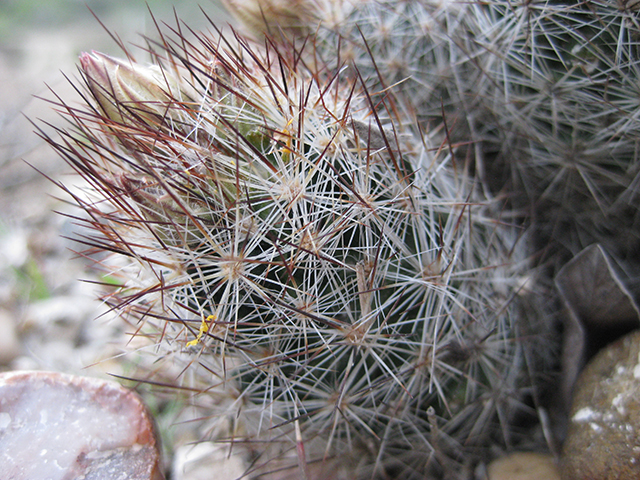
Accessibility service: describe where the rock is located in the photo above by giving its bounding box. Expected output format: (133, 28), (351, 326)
(0, 228), (29, 270)
(0, 309), (20, 365)
(172, 442), (246, 480)
(555, 244), (640, 414)
(561, 329), (640, 479)
(0, 370), (164, 480)
(487, 452), (560, 480)
(19, 295), (121, 374)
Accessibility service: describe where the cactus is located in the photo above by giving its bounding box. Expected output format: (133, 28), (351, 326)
(38, 14), (545, 479)
(33, 0), (640, 476)
(469, 0), (640, 269)
(309, 0), (484, 113)
(301, 0), (495, 167)
(245, 0), (640, 273)
(226, 0), (514, 199)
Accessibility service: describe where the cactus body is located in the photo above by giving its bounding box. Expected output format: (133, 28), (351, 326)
(279, 0), (640, 271)
(41, 0), (640, 475)
(41, 19), (542, 478)
(471, 0), (640, 267)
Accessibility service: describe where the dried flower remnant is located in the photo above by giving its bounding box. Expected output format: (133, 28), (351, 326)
(222, 0), (318, 39)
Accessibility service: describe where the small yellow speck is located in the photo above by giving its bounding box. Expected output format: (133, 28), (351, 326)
(186, 314), (216, 347)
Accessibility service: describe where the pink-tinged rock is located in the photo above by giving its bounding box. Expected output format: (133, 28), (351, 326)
(0, 370), (164, 480)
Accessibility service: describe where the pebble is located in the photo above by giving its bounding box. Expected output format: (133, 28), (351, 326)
(561, 329), (640, 479)
(0, 370), (164, 480)
(0, 309), (20, 365)
(487, 452), (560, 480)
(172, 442), (246, 480)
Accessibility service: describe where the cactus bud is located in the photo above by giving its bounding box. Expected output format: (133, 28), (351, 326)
(80, 51), (194, 130)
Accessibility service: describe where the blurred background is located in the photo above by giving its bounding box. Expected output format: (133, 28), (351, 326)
(0, 0), (230, 378)
(0, 4), (239, 474)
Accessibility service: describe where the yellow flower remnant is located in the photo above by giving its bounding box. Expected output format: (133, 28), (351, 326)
(186, 314), (217, 347)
